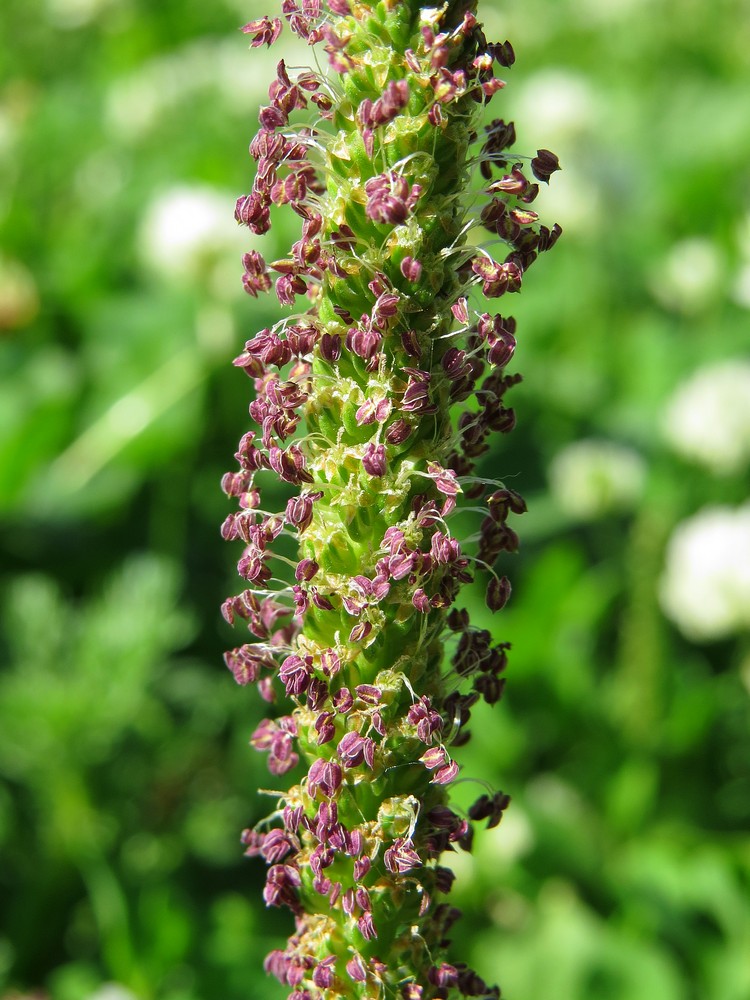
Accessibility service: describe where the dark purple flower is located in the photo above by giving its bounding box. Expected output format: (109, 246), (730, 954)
(319, 332), (342, 361)
(348, 620), (372, 643)
(474, 673), (506, 705)
(469, 790), (511, 828)
(312, 956), (337, 988)
(383, 837), (421, 874)
(332, 687), (353, 713)
(362, 442), (386, 477)
(279, 653), (313, 696)
(241, 17), (283, 48)
(428, 963), (459, 989)
(358, 912), (377, 940)
(264, 949), (290, 983)
(407, 697), (443, 743)
(401, 369), (434, 413)
(338, 731), (375, 769)
(295, 558), (319, 581)
(400, 328), (421, 357)
(354, 855), (371, 880)
(250, 718), (299, 775)
(346, 954), (367, 983)
(531, 148), (561, 183)
(433, 866), (456, 894)
(420, 746), (448, 771)
(260, 828), (297, 863)
(307, 757), (343, 798)
(285, 491), (319, 532)
(241, 250), (272, 297)
(307, 676), (329, 710)
(385, 417), (413, 445)
(412, 588), (431, 613)
(400, 255), (423, 281)
(315, 711), (336, 745)
(354, 684), (381, 704)
(263, 863), (302, 910)
(433, 760), (459, 785)
(487, 327), (516, 368)
(441, 347), (471, 381)
(486, 574), (511, 611)
(223, 644), (274, 685)
(346, 321), (382, 359)
(234, 192), (271, 234)
(364, 171), (422, 225)
(471, 256), (523, 297)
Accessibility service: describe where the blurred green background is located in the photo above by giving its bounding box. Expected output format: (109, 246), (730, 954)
(1, 0), (749, 998)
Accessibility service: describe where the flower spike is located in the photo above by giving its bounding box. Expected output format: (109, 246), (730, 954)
(224, 2), (560, 996)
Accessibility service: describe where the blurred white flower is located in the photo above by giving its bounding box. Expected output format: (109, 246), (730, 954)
(548, 439), (646, 520)
(528, 167), (602, 236)
(510, 73), (602, 235)
(86, 983), (138, 1000)
(74, 149), (127, 206)
(46, 0), (118, 29)
(86, 985), (139, 1000)
(660, 505), (750, 641)
(195, 303), (236, 358)
(477, 806), (534, 867)
(139, 185), (247, 287)
(106, 42), (221, 141)
(573, 0), (651, 24)
(731, 262), (750, 309)
(662, 360), (750, 475)
(515, 71), (598, 144)
(106, 38), (304, 142)
(106, 73), (162, 139)
(650, 238), (724, 314)
(0, 108), (16, 159)
(446, 805), (534, 890)
(730, 210), (750, 307)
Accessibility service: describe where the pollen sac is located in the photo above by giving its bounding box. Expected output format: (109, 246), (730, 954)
(221, 1), (560, 997)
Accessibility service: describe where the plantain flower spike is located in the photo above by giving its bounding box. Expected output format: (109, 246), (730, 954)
(222, 2), (561, 997)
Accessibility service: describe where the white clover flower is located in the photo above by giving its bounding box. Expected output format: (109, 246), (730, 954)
(729, 207), (750, 307)
(106, 43), (218, 141)
(731, 262), (750, 310)
(660, 505), (750, 641)
(573, 0), (655, 25)
(515, 71), (598, 143)
(0, 107), (17, 161)
(662, 360), (750, 475)
(138, 185), (247, 287)
(548, 439), (646, 520)
(505, 71), (602, 236)
(106, 39), (296, 142)
(530, 166), (602, 236)
(85, 985), (139, 1000)
(478, 806), (534, 867)
(46, 0), (117, 29)
(649, 238), (724, 315)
